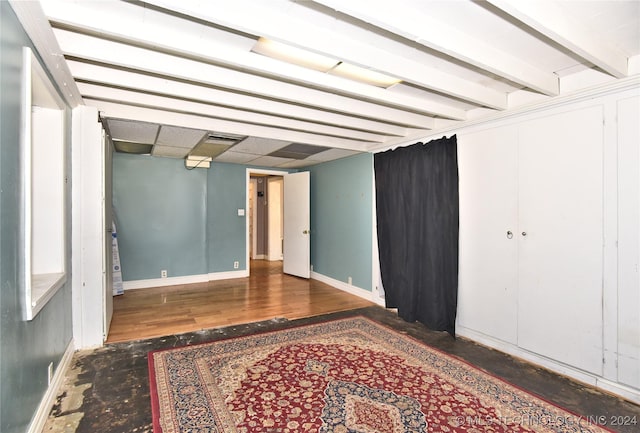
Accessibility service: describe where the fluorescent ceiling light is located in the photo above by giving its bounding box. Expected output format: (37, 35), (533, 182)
(328, 62), (401, 88)
(252, 37), (338, 72)
(253, 38), (401, 88)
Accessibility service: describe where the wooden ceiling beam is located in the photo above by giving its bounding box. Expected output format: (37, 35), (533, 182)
(42, 0), (465, 121)
(315, 0), (559, 96)
(67, 61), (409, 137)
(145, 0), (508, 110)
(77, 82), (389, 143)
(488, 0), (628, 78)
(88, 99), (372, 151)
(8, 0), (83, 107)
(53, 29), (436, 129)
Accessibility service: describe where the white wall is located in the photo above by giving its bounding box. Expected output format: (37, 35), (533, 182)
(71, 105), (110, 349)
(616, 94), (640, 390)
(453, 79), (640, 403)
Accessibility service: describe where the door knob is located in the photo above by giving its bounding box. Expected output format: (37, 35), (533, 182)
(506, 230), (513, 239)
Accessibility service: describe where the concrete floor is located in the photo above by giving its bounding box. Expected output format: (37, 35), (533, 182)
(44, 306), (640, 433)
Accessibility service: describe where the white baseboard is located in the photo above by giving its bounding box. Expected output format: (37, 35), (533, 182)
(123, 270), (250, 290)
(27, 339), (75, 433)
(122, 271), (381, 306)
(123, 274), (210, 290)
(311, 271), (386, 307)
(456, 325), (640, 405)
(208, 270), (249, 280)
(595, 376), (640, 404)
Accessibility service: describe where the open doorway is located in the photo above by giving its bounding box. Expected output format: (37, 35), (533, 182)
(249, 174), (284, 261)
(246, 169), (288, 275)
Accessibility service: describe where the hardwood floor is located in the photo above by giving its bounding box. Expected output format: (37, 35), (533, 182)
(106, 260), (376, 343)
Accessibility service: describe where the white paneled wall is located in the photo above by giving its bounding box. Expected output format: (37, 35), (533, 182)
(617, 95), (640, 390)
(457, 83), (640, 403)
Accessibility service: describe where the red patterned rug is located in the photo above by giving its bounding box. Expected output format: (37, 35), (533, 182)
(149, 317), (612, 432)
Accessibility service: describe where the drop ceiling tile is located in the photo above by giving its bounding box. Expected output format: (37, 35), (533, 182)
(156, 125), (207, 148)
(191, 142), (232, 158)
(107, 119), (159, 144)
(278, 159), (321, 168)
(269, 142), (330, 159)
(308, 148), (362, 162)
(231, 136), (292, 155)
(248, 155), (294, 167)
(214, 151), (260, 164)
(151, 145), (190, 158)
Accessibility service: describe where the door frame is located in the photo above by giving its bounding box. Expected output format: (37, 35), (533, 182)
(245, 168), (289, 274)
(267, 176), (284, 261)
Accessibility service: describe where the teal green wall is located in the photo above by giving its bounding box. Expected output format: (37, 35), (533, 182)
(113, 152), (373, 291)
(112, 153), (208, 280)
(112, 158), (295, 279)
(206, 162), (248, 272)
(308, 153), (374, 291)
(1, 3), (74, 432)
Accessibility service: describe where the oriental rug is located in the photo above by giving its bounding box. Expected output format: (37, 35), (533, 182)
(148, 317), (612, 433)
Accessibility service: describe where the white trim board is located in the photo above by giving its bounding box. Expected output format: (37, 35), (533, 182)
(208, 270), (249, 281)
(123, 274), (209, 290)
(27, 339), (75, 433)
(311, 271), (386, 307)
(456, 325), (640, 405)
(123, 270), (249, 290)
(371, 75), (640, 153)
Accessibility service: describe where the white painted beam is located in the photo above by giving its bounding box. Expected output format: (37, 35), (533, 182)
(67, 61), (409, 137)
(8, 0), (83, 107)
(77, 82), (388, 143)
(42, 0), (465, 120)
(86, 99), (372, 151)
(53, 29), (436, 129)
(487, 0), (629, 78)
(145, 0), (507, 110)
(315, 0), (559, 96)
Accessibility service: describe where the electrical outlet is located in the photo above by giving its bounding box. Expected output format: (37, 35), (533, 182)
(233, 261), (239, 269)
(47, 362), (53, 386)
(161, 270), (167, 278)
(348, 276), (352, 285)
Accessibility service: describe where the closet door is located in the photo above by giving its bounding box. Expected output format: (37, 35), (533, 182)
(617, 95), (640, 388)
(517, 106), (604, 375)
(457, 126), (519, 343)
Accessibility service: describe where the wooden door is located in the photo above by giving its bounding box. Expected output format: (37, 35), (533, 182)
(457, 126), (519, 344)
(283, 172), (310, 278)
(517, 105), (604, 375)
(617, 95), (640, 388)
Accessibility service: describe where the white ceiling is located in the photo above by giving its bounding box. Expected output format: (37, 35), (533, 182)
(12, 0), (640, 168)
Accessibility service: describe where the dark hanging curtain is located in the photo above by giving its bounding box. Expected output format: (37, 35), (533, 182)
(374, 135), (459, 337)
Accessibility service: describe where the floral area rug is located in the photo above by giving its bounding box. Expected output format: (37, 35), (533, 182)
(148, 317), (611, 433)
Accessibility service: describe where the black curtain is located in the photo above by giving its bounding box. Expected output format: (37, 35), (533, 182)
(374, 135), (459, 336)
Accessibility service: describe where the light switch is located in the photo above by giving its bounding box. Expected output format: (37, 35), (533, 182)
(238, 208), (245, 216)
